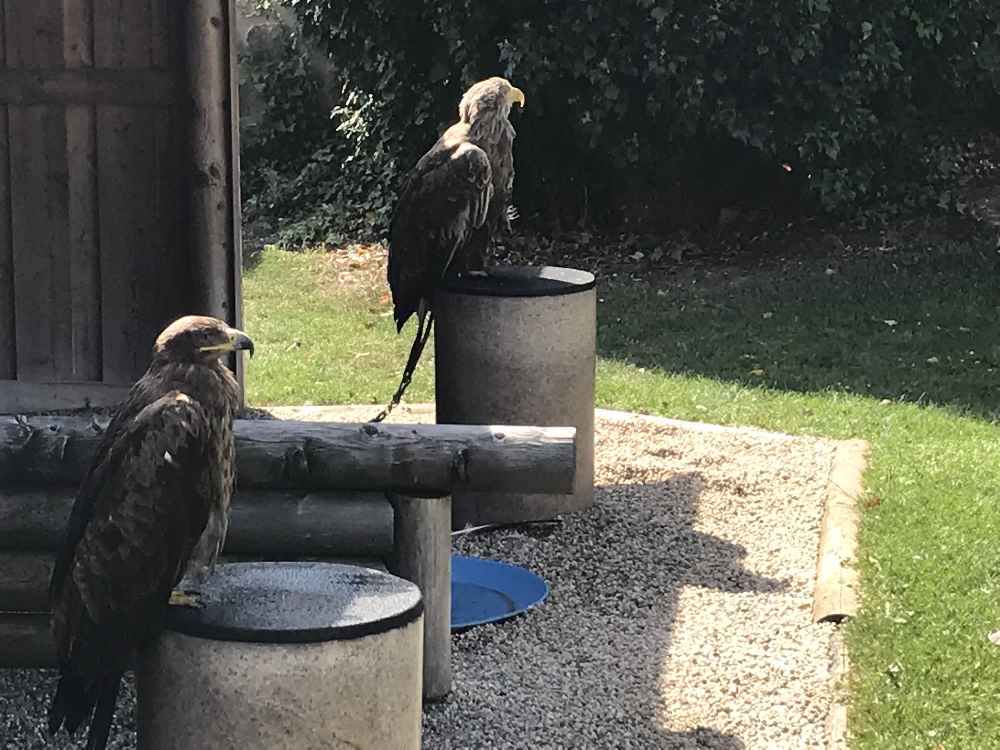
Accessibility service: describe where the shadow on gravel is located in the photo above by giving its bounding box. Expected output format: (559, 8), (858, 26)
(424, 472), (782, 749)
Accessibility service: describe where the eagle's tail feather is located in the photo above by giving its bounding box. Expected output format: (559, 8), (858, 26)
(371, 309), (434, 423)
(47, 668), (92, 736)
(85, 674), (122, 750)
(48, 665), (122, 750)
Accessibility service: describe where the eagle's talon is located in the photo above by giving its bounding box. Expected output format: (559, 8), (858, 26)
(168, 590), (203, 609)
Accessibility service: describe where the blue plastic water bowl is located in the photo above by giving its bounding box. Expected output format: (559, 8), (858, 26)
(450, 554), (549, 632)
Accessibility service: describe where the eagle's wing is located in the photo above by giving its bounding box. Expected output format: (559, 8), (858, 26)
(51, 391), (215, 670)
(490, 124), (517, 233)
(388, 137), (493, 331)
(49, 385), (144, 603)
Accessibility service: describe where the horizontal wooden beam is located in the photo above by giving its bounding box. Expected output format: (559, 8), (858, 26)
(0, 416), (576, 494)
(0, 381), (131, 414)
(0, 487), (395, 557)
(0, 552), (52, 611)
(0, 69), (180, 106)
(0, 612), (53, 668)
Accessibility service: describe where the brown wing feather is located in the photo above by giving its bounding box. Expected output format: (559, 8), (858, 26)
(388, 126), (493, 331)
(48, 392), (215, 745)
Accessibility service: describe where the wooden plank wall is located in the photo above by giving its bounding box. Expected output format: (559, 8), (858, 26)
(0, 5), (13, 381)
(0, 0), (213, 411)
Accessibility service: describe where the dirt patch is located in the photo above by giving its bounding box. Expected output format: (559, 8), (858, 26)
(311, 242), (391, 304)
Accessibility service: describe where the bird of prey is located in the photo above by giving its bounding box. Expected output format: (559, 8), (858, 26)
(373, 76), (525, 422)
(47, 315), (254, 750)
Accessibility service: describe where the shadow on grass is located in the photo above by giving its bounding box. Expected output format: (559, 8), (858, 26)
(426, 473), (783, 748)
(597, 240), (1000, 420)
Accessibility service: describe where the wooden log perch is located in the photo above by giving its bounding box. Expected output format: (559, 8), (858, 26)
(0, 613), (53, 668)
(0, 551), (53, 611)
(0, 416), (576, 494)
(0, 486), (394, 558)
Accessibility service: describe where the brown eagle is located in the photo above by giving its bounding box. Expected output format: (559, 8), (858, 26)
(47, 315), (254, 750)
(373, 76), (525, 422)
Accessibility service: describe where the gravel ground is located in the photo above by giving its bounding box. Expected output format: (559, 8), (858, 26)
(425, 412), (840, 749)
(0, 409), (841, 749)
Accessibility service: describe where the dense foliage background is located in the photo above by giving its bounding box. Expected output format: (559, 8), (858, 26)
(242, 0), (1000, 244)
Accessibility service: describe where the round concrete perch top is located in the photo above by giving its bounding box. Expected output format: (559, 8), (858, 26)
(166, 562), (424, 643)
(441, 265), (596, 297)
(140, 562), (425, 749)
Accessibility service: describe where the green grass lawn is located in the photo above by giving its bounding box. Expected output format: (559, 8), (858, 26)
(244, 239), (1000, 749)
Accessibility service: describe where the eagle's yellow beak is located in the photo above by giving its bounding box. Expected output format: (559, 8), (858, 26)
(508, 86), (526, 108)
(199, 328), (255, 359)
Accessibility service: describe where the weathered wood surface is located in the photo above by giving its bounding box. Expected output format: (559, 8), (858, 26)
(0, 486), (394, 557)
(226, 0), (246, 394)
(0, 96), (13, 381)
(0, 69), (179, 106)
(390, 493), (452, 701)
(0, 382), (130, 414)
(186, 0), (238, 326)
(0, 613), (53, 668)
(65, 0), (102, 383)
(0, 0), (216, 412)
(0, 551), (53, 611)
(0, 416), (577, 493)
(8, 0), (72, 383)
(812, 439), (867, 623)
(0, 12), (12, 381)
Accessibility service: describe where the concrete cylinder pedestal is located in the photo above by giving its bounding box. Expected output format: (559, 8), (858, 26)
(434, 266), (596, 529)
(137, 562), (424, 750)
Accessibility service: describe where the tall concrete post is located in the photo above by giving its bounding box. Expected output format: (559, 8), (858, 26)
(434, 266), (596, 529)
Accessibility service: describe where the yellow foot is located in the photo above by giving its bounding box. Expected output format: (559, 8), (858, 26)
(168, 590), (203, 608)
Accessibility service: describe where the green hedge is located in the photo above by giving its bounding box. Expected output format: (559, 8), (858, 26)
(256, 0), (999, 237)
(239, 20), (398, 246)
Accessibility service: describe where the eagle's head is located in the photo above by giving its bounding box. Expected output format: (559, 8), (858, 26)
(458, 77), (525, 125)
(153, 315), (254, 366)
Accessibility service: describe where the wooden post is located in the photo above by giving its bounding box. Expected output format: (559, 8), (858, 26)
(0, 612), (53, 668)
(225, 0), (245, 396)
(389, 493), (452, 701)
(183, 0), (242, 394)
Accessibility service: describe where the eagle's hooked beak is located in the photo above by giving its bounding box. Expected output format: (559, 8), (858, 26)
(229, 329), (255, 359)
(508, 86), (525, 108)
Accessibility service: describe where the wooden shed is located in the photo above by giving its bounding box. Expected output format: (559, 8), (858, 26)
(0, 0), (243, 413)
